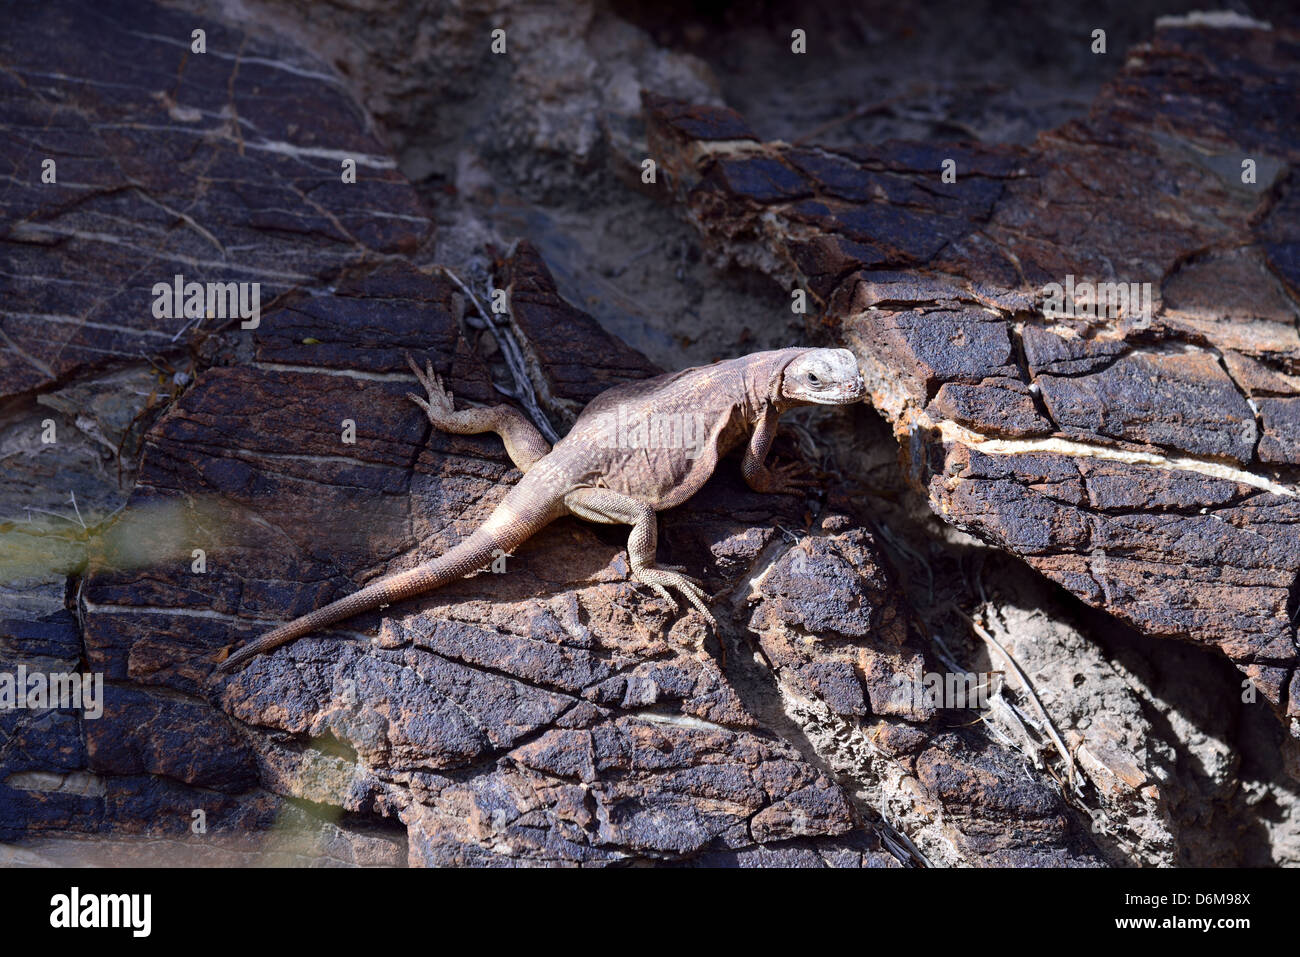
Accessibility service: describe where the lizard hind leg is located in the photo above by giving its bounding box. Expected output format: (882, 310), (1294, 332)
(563, 487), (717, 629)
(406, 353), (552, 472)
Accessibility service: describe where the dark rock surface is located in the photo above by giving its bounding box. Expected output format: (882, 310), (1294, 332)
(3, 0), (1295, 867)
(0, 0), (427, 402)
(1, 0), (1106, 865)
(69, 240), (1100, 865)
(645, 16), (1300, 729)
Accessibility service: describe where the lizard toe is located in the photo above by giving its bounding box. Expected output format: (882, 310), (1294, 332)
(634, 567), (715, 628)
(658, 564), (701, 584)
(676, 587), (717, 628)
(406, 352), (432, 389)
(646, 582), (674, 606)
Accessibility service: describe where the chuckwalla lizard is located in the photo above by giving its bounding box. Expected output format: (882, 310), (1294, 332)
(218, 347), (865, 671)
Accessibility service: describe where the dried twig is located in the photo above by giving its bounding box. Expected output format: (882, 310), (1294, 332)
(956, 605), (1078, 790)
(22, 492), (88, 532)
(875, 807), (932, 868)
(432, 264), (560, 444)
(68, 490), (86, 530)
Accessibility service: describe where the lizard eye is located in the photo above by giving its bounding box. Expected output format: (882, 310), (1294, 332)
(808, 372), (821, 386)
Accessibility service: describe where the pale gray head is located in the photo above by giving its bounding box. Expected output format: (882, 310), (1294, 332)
(780, 348), (866, 405)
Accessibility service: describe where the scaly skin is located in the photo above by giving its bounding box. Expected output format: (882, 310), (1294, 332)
(217, 347), (865, 672)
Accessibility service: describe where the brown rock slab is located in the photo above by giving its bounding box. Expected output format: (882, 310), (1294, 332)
(0, 0), (1119, 866)
(646, 17), (1300, 724)
(74, 245), (915, 865)
(745, 515), (1102, 865)
(0, 0), (429, 400)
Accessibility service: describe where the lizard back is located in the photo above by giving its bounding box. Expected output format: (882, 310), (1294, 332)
(545, 349), (806, 508)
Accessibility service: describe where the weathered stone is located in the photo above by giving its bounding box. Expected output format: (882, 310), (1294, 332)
(6, 0), (1230, 867)
(646, 17), (1300, 724)
(1036, 352), (1257, 460)
(744, 516), (1103, 865)
(0, 0), (429, 401)
(66, 238), (912, 865)
(929, 378), (1053, 437)
(498, 241), (662, 419)
(1257, 398), (1300, 464)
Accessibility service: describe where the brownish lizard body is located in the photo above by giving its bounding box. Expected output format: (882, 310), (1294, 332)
(217, 347), (865, 672)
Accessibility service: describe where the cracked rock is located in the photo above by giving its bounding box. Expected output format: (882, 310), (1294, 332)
(645, 17), (1300, 727)
(0, 0), (428, 401)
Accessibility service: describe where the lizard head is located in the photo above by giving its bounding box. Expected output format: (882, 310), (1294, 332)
(779, 348), (866, 405)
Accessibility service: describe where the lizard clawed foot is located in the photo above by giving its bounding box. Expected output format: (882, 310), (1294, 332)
(406, 353), (455, 425)
(758, 460), (820, 495)
(632, 565), (717, 628)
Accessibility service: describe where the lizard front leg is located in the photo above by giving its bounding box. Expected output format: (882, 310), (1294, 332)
(407, 354), (551, 472)
(564, 487), (716, 628)
(741, 404), (817, 494)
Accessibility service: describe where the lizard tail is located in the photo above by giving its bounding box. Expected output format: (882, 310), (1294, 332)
(217, 492), (553, 672)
